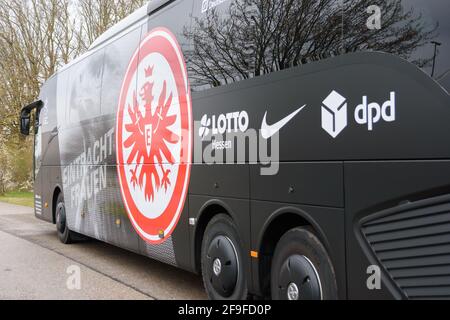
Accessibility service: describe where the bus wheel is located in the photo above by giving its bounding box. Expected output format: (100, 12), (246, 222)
(55, 193), (74, 244)
(271, 227), (338, 300)
(201, 214), (247, 300)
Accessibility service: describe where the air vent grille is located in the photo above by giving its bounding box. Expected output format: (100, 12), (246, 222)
(361, 199), (450, 300)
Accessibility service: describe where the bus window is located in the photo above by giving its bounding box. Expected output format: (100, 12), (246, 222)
(67, 49), (105, 124)
(101, 26), (142, 115)
(187, 0), (344, 91)
(144, 0), (194, 52)
(343, 0), (449, 92)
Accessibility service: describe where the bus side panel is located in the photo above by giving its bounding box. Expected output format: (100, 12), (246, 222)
(99, 25), (144, 255)
(142, 0), (196, 271)
(190, 51), (449, 298)
(250, 200), (345, 298)
(59, 41), (143, 255)
(189, 194), (251, 288)
(56, 0), (199, 270)
(345, 161), (450, 300)
(188, 163), (251, 276)
(250, 162), (346, 298)
(36, 76), (59, 222)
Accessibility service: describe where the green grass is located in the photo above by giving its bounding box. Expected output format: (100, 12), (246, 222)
(0, 191), (34, 207)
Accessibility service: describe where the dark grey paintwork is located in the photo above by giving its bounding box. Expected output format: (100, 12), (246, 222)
(31, 0), (450, 300)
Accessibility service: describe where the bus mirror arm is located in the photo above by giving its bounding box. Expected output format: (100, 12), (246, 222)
(20, 100), (43, 136)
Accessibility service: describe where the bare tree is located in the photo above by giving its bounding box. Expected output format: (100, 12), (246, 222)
(76, 0), (146, 51)
(342, 0), (437, 65)
(0, 0), (148, 192)
(184, 0), (438, 89)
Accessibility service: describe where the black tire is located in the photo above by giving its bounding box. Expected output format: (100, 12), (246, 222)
(55, 193), (74, 244)
(271, 227), (338, 300)
(201, 214), (248, 300)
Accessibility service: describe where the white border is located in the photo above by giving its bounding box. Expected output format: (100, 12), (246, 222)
(116, 28), (193, 243)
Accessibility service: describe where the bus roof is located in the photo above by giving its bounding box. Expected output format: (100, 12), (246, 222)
(51, 0), (171, 77)
(89, 0), (172, 50)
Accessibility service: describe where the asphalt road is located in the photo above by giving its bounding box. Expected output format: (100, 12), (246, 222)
(0, 201), (206, 300)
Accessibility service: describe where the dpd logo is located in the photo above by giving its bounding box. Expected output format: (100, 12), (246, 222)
(322, 90), (397, 138)
(355, 92), (396, 131)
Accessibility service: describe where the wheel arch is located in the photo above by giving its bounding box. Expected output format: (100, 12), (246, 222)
(193, 199), (236, 274)
(51, 185), (63, 224)
(257, 207), (331, 295)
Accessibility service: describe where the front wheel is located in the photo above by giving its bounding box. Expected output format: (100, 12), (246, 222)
(55, 193), (75, 244)
(201, 214), (248, 300)
(271, 227), (338, 300)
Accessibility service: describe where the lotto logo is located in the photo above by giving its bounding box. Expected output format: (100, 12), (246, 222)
(199, 115), (211, 139)
(198, 111), (249, 139)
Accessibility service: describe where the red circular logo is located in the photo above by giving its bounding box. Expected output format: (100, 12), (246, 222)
(116, 28), (192, 244)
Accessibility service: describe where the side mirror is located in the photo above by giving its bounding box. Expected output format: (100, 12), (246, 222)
(20, 100), (43, 136)
(20, 112), (31, 136)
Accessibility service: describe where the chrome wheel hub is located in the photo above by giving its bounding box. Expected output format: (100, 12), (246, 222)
(213, 258), (222, 276)
(287, 282), (300, 300)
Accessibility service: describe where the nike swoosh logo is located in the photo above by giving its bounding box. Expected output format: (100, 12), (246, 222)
(261, 105), (307, 139)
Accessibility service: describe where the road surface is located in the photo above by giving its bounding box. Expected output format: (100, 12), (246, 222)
(0, 201), (206, 300)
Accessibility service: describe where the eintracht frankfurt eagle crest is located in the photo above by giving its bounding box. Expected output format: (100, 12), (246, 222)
(116, 28), (192, 244)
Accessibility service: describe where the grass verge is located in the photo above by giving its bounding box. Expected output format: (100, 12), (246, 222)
(0, 191), (34, 207)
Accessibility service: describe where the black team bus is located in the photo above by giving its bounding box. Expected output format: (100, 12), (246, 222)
(20, 0), (450, 300)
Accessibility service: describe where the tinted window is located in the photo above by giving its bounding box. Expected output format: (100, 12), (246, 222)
(186, 0), (449, 92)
(145, 0), (195, 39)
(38, 78), (57, 132)
(67, 49), (104, 124)
(187, 0), (344, 91)
(344, 0), (449, 89)
(56, 70), (69, 129)
(101, 26), (142, 115)
(403, 0), (449, 88)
